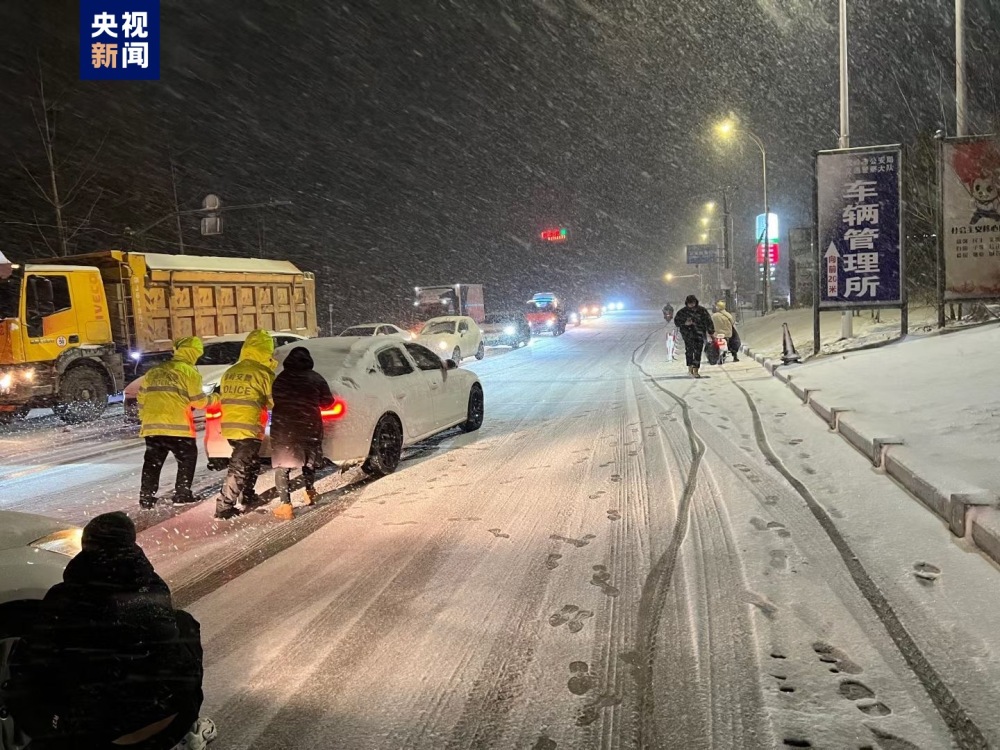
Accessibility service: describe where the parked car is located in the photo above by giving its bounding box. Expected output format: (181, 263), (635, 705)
(481, 312), (531, 348)
(0, 511), (83, 750)
(203, 337), (484, 476)
(338, 323), (413, 340)
(415, 316), (484, 362)
(123, 331), (307, 422)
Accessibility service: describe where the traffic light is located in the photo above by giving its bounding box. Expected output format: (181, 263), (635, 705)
(540, 227), (568, 242)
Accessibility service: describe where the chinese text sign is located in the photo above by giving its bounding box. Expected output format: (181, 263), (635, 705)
(816, 147), (903, 308)
(941, 136), (1000, 301)
(80, 0), (160, 80)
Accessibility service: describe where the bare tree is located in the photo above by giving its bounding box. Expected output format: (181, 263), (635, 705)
(16, 60), (106, 257)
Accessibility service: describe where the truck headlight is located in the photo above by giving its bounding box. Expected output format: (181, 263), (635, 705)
(0, 372), (12, 391)
(438, 341), (449, 351)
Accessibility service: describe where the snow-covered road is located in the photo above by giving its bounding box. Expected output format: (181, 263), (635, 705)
(8, 312), (1000, 749)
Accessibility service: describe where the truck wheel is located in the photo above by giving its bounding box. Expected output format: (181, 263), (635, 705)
(475, 342), (485, 360)
(361, 415), (403, 477)
(53, 366), (108, 424)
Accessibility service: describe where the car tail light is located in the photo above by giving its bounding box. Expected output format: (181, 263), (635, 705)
(321, 398), (347, 421)
(205, 403), (222, 420)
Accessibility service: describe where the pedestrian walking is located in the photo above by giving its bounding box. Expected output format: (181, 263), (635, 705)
(269, 346), (334, 520)
(215, 329), (276, 520)
(137, 337), (207, 509)
(711, 301), (741, 362)
(673, 294), (714, 378)
(2, 512), (216, 750)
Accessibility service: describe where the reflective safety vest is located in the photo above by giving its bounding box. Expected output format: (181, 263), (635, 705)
(219, 330), (276, 441)
(138, 337), (207, 439)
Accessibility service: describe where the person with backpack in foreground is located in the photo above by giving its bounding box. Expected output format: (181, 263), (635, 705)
(2, 512), (216, 750)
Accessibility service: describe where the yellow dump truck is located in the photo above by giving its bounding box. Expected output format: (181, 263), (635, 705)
(0, 250), (317, 423)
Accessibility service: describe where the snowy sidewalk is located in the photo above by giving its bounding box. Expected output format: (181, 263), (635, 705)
(744, 322), (1000, 566)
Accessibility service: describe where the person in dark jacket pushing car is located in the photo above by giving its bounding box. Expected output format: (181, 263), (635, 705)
(1, 511), (216, 750)
(269, 346), (335, 520)
(672, 294), (715, 378)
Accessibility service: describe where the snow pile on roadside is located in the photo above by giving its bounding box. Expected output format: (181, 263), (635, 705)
(771, 322), (1000, 500)
(736, 306), (940, 360)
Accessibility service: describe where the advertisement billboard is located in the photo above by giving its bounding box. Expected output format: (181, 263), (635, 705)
(941, 136), (1000, 300)
(816, 146), (904, 308)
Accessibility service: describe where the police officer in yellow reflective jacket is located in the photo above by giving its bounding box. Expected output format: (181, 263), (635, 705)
(137, 337), (208, 508)
(215, 330), (276, 519)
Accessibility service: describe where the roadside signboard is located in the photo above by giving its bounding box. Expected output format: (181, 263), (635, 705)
(686, 244), (718, 265)
(940, 135), (1000, 301)
(816, 145), (904, 308)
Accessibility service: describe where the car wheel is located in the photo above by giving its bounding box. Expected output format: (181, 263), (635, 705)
(53, 366), (108, 424)
(475, 342), (485, 360)
(461, 385), (484, 433)
(0, 600), (41, 750)
(361, 414), (403, 477)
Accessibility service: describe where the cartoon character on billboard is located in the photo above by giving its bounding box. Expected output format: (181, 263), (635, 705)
(952, 139), (1000, 224)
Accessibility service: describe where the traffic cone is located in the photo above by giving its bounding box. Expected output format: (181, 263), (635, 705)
(781, 323), (801, 365)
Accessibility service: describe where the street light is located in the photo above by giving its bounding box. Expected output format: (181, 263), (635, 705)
(705, 201), (716, 213)
(700, 217), (710, 227)
(700, 233), (709, 242)
(715, 117), (771, 313)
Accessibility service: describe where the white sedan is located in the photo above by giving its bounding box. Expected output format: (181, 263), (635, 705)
(338, 323), (413, 340)
(123, 332), (307, 422)
(415, 316), (484, 362)
(204, 337), (484, 476)
(0, 512), (83, 750)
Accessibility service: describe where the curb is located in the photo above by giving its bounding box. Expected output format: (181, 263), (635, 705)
(746, 346), (1000, 567)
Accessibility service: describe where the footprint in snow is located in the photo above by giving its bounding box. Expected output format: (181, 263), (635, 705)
(788, 438), (803, 445)
(609, 474), (622, 483)
(812, 642), (863, 674)
(549, 604), (579, 627)
(577, 693), (622, 726)
(591, 565), (620, 597)
(912, 561), (941, 584)
(839, 679), (875, 701)
(750, 517), (769, 531)
(532, 735), (557, 750)
(545, 553), (563, 570)
(487, 528), (510, 539)
(567, 661), (596, 695)
(589, 490), (606, 499)
(550, 533), (596, 548)
(607, 509), (621, 521)
(769, 550), (788, 570)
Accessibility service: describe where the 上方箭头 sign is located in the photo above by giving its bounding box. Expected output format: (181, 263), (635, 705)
(686, 244), (718, 265)
(940, 135), (1000, 301)
(80, 0), (160, 80)
(815, 145), (903, 308)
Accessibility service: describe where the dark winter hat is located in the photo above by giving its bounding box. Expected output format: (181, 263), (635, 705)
(282, 346), (314, 371)
(81, 511), (137, 551)
(685, 294), (699, 305)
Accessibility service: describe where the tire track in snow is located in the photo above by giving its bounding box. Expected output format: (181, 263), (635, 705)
(731, 380), (988, 750)
(629, 333), (769, 748)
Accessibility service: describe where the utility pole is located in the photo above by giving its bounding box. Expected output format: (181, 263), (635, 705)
(838, 0), (853, 339)
(328, 303), (334, 336)
(722, 188), (733, 314)
(168, 150), (185, 255)
(956, 0), (967, 137)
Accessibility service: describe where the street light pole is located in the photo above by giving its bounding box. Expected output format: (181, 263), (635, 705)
(741, 130), (770, 314)
(722, 188), (733, 315)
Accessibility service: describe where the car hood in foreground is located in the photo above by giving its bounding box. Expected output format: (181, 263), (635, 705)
(0, 511), (79, 552)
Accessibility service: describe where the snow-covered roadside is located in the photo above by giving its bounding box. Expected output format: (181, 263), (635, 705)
(743, 321), (1000, 569)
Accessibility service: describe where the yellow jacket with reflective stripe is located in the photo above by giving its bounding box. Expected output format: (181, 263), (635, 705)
(138, 338), (207, 438)
(219, 330), (276, 440)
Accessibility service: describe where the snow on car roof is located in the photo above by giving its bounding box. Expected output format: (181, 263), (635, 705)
(274, 336), (388, 386)
(140, 252), (304, 275)
(422, 316), (470, 323)
(344, 323), (396, 329)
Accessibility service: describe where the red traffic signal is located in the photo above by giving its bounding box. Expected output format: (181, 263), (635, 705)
(541, 227), (568, 242)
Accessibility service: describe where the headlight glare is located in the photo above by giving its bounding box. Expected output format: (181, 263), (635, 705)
(30, 528), (83, 558)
